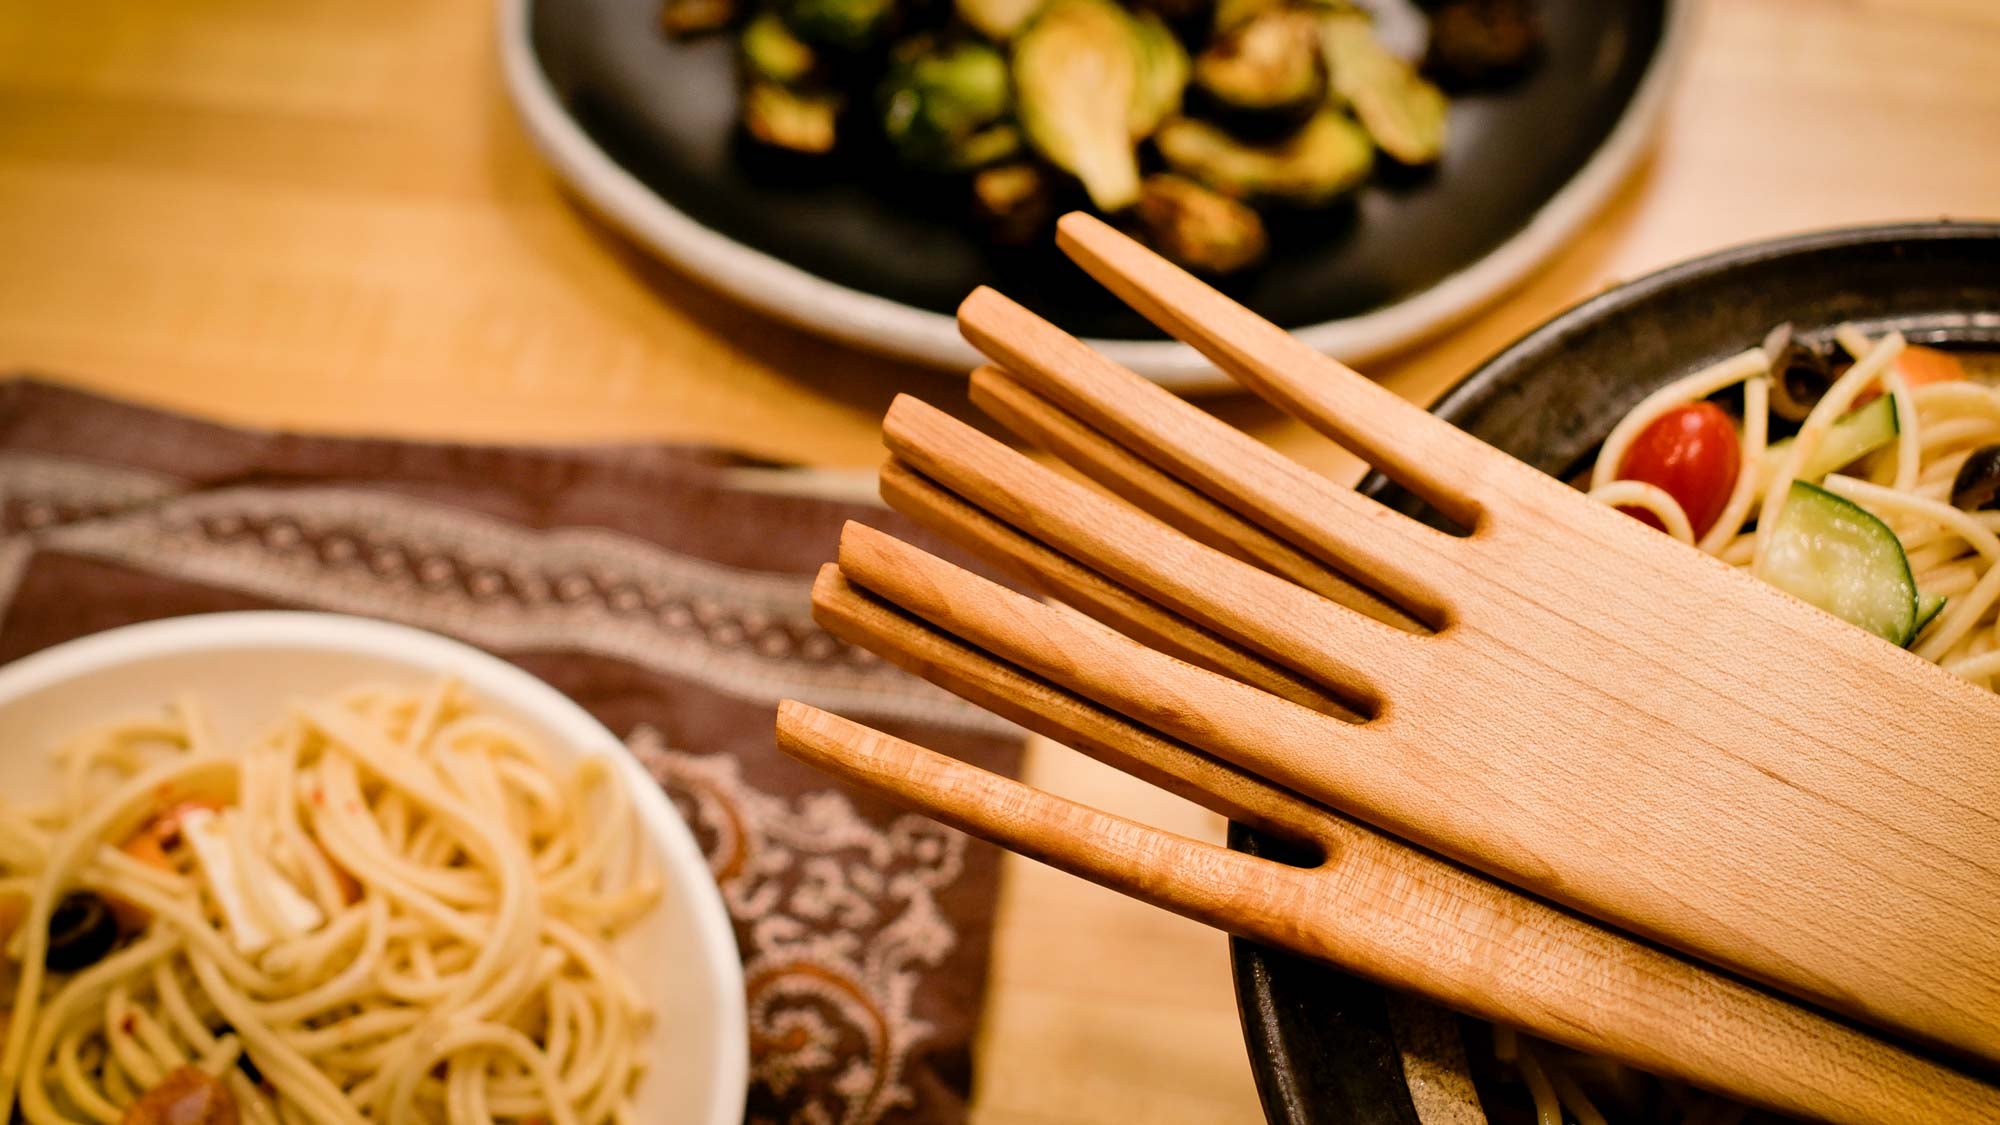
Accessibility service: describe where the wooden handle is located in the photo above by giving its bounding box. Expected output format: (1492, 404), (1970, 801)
(1291, 783), (2000, 1125)
(775, 697), (2000, 1125)
(775, 701), (1316, 935)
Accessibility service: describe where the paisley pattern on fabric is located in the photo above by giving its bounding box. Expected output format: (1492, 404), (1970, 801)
(636, 729), (968, 1124)
(0, 380), (1025, 1123)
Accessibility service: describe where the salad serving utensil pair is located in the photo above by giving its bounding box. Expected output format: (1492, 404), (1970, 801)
(776, 213), (2000, 1122)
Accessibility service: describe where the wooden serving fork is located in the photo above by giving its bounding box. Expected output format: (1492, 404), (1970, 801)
(780, 541), (2000, 1122)
(776, 213), (2000, 1101)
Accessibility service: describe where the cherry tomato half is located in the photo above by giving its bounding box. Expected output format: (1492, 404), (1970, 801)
(1617, 401), (1741, 539)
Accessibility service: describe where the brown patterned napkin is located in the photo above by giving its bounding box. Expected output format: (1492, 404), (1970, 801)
(0, 378), (1023, 1125)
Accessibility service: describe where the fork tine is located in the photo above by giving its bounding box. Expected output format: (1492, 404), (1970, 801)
(882, 394), (1435, 703)
(833, 520), (1415, 804)
(956, 289), (1465, 621)
(877, 459), (1359, 719)
(810, 564), (1338, 845)
(966, 364), (1422, 633)
(1051, 211), (1505, 524)
(775, 700), (1321, 935)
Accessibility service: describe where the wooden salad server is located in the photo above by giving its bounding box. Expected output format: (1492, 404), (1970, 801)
(780, 212), (2000, 1094)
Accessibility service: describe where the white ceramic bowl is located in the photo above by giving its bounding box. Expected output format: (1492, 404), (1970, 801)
(0, 612), (747, 1125)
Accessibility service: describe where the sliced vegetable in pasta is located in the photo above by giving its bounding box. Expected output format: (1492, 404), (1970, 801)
(0, 682), (662, 1124)
(1758, 481), (1919, 645)
(1757, 392), (1899, 488)
(1589, 323), (2000, 671)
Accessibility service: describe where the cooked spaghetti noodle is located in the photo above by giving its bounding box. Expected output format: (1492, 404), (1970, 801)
(1483, 326), (1999, 1123)
(0, 680), (660, 1123)
(1589, 326), (2000, 680)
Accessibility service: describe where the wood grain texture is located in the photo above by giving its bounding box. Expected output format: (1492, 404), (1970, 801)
(967, 365), (1419, 629)
(776, 663), (2000, 1123)
(809, 566), (1337, 845)
(2, 1), (1998, 1121)
(877, 460), (1358, 717)
(796, 564), (2000, 1124)
(957, 227), (2000, 1063)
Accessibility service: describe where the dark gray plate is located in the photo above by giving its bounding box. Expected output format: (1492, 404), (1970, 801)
(1229, 221), (2000, 1124)
(519, 0), (1671, 342)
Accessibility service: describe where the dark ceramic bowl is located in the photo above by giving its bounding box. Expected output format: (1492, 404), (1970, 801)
(502, 0), (1686, 386)
(1228, 221), (2000, 1124)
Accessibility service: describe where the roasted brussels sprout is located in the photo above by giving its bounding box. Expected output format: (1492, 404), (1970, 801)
(883, 117), (1022, 171)
(880, 39), (1020, 170)
(667, 0), (1511, 274)
(1320, 12), (1447, 164)
(742, 81), (843, 153)
(972, 162), (1059, 243)
(1012, 0), (1147, 210)
(662, 0), (738, 36)
(956, 0), (1044, 40)
(741, 12), (819, 84)
(782, 0), (897, 51)
(1136, 173), (1269, 272)
(1194, 6), (1323, 115)
(1128, 10), (1191, 137)
(1423, 0), (1541, 87)
(1012, 0), (1187, 210)
(960, 125), (1027, 167)
(1155, 108), (1372, 204)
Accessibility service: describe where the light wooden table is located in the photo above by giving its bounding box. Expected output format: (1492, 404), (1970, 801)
(3, 1), (1998, 1120)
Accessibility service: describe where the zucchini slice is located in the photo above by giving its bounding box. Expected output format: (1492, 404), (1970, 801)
(1913, 592), (1949, 641)
(1759, 481), (1917, 645)
(1760, 394), (1899, 485)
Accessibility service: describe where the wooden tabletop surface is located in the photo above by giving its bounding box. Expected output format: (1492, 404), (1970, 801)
(4, 1), (1999, 1121)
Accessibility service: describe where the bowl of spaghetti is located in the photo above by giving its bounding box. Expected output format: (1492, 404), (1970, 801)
(0, 612), (747, 1125)
(1230, 220), (2000, 1124)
